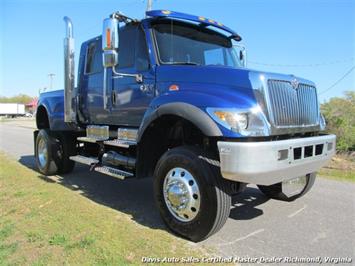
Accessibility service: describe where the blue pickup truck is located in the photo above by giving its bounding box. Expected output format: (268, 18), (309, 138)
(34, 9), (336, 242)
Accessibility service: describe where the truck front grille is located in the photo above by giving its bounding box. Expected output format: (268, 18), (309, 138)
(267, 80), (318, 127)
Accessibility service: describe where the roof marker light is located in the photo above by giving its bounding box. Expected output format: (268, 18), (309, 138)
(208, 19), (215, 23)
(162, 10), (171, 15)
(198, 16), (206, 21)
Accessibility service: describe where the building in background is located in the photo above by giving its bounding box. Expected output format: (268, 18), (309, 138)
(25, 98), (38, 114)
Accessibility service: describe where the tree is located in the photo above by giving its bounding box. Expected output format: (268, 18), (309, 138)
(0, 94), (34, 104)
(321, 91), (355, 152)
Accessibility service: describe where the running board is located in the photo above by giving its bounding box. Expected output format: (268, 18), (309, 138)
(104, 139), (137, 148)
(77, 137), (103, 143)
(94, 166), (133, 179)
(69, 155), (99, 165)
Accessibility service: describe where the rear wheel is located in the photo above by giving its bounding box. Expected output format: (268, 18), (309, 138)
(35, 129), (76, 175)
(257, 173), (316, 201)
(153, 146), (231, 242)
(56, 133), (76, 174)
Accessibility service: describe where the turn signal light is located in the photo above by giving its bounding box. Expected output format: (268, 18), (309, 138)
(106, 28), (111, 48)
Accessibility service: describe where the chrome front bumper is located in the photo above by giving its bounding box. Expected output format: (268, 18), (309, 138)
(218, 134), (336, 185)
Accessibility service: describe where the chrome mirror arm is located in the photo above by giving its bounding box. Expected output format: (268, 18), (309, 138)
(112, 66), (143, 83)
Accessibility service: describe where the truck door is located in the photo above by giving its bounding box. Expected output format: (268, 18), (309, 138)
(80, 38), (111, 124)
(111, 24), (155, 127)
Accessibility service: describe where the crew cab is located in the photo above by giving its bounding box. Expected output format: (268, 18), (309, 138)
(34, 9), (336, 242)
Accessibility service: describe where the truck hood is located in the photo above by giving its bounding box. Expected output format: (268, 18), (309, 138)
(155, 65), (314, 108)
(156, 65), (253, 89)
(155, 65), (263, 109)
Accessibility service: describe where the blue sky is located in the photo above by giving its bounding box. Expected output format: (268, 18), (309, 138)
(0, 0), (354, 102)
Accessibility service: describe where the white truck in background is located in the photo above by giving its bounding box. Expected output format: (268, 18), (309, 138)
(0, 103), (26, 117)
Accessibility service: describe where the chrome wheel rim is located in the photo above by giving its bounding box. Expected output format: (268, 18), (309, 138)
(163, 167), (201, 222)
(37, 138), (48, 168)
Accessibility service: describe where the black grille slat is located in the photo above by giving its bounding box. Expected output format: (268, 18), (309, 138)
(267, 80), (318, 127)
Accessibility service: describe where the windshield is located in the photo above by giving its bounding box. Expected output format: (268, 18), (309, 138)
(152, 20), (243, 67)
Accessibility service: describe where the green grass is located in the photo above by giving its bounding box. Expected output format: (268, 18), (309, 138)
(319, 167), (355, 183)
(0, 153), (206, 265)
(319, 155), (355, 183)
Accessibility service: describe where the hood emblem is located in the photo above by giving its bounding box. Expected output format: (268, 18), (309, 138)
(291, 78), (299, 89)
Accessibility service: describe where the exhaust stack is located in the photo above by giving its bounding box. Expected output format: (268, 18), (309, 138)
(63, 16), (76, 123)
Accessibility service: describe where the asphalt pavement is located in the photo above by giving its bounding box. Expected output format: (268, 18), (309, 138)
(0, 121), (354, 265)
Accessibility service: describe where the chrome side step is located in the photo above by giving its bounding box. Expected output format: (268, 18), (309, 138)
(86, 125), (109, 140)
(77, 137), (136, 148)
(70, 155), (134, 180)
(117, 128), (138, 142)
(70, 155), (99, 165)
(104, 139), (137, 148)
(94, 166), (133, 179)
(77, 137), (102, 143)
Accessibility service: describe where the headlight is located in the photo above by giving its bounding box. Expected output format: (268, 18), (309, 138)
(213, 111), (248, 130)
(207, 106), (270, 136)
(319, 113), (326, 131)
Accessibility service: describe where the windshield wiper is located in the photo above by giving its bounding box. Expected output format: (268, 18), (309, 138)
(164, 61), (200, 66)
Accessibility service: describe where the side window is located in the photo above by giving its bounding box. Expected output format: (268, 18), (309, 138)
(135, 27), (150, 71)
(118, 25), (137, 69)
(225, 50), (235, 67)
(85, 41), (103, 74)
(204, 48), (224, 65)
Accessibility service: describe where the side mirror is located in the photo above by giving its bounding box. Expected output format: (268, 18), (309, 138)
(233, 44), (247, 68)
(102, 17), (119, 68)
(238, 47), (247, 68)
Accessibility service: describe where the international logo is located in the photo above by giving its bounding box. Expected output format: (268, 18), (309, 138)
(291, 78), (299, 89)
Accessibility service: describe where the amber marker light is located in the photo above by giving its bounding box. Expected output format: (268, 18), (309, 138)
(214, 111), (227, 121)
(169, 84), (180, 91)
(106, 28), (111, 48)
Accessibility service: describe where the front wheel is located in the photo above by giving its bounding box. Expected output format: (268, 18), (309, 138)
(153, 146), (231, 242)
(257, 173), (316, 201)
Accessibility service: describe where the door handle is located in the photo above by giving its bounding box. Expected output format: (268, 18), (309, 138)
(112, 90), (116, 105)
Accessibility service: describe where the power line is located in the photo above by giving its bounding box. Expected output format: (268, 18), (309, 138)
(248, 58), (354, 67)
(319, 66), (355, 95)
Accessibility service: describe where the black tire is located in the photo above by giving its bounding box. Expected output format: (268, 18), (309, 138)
(35, 129), (60, 175)
(35, 129), (76, 175)
(257, 173), (316, 202)
(153, 146), (231, 242)
(56, 132), (76, 174)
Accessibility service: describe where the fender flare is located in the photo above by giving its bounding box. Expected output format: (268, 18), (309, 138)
(137, 102), (222, 142)
(36, 104), (51, 129)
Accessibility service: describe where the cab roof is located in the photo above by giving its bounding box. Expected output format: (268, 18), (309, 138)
(146, 10), (242, 41)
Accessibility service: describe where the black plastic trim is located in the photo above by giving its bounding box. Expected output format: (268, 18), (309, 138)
(137, 102), (222, 141)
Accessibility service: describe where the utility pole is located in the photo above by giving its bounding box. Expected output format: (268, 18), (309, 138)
(48, 73), (55, 90)
(146, 0), (153, 12)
